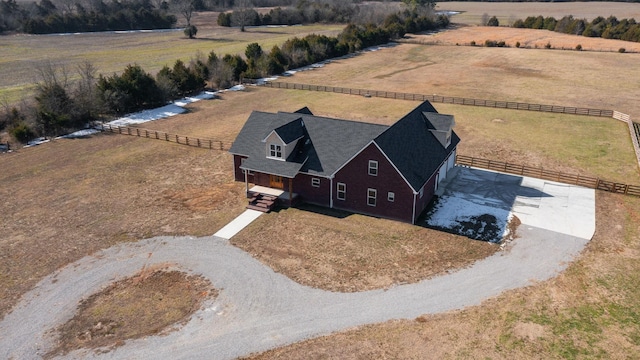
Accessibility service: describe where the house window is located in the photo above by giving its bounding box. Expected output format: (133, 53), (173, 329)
(269, 144), (282, 159)
(367, 188), (377, 206)
(388, 192), (395, 202)
(337, 182), (346, 200)
(368, 160), (378, 176)
(311, 178), (320, 187)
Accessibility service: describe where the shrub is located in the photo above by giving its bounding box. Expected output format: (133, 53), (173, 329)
(515, 41), (520, 48)
(183, 25), (197, 39)
(575, 44), (582, 51)
(11, 122), (36, 143)
(487, 16), (499, 27)
(619, 47), (626, 53)
(545, 42), (552, 49)
(470, 40), (476, 46)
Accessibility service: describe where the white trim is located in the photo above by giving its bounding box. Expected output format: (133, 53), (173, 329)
(368, 160), (378, 176)
(267, 143), (283, 160)
(330, 177), (334, 208)
(262, 130), (285, 143)
(336, 182), (346, 200)
(367, 188), (377, 207)
(412, 193), (417, 224)
(311, 177), (320, 187)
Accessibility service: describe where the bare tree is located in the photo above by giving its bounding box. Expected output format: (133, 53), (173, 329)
(171, 0), (197, 37)
(232, 0), (253, 32)
(73, 61), (101, 120)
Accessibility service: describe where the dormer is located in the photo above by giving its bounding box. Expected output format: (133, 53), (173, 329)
(423, 112), (455, 148)
(263, 118), (305, 161)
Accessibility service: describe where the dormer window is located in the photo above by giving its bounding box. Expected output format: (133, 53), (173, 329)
(269, 144), (282, 159)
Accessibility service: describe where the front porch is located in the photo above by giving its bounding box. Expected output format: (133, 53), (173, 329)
(246, 185), (300, 212)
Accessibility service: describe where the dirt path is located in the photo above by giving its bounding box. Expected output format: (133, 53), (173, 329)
(1, 227), (590, 359)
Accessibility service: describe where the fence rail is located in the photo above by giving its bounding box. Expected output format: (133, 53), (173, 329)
(254, 81), (615, 117)
(99, 124), (232, 150)
(456, 155), (640, 197)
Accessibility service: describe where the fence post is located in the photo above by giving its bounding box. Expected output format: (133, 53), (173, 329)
(209, 140), (212, 149)
(197, 138), (200, 147)
(175, 134), (179, 143)
(136, 128), (140, 137)
(219, 141), (223, 150)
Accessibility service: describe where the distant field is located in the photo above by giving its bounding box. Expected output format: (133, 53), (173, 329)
(438, 1), (640, 25)
(0, 21), (343, 104)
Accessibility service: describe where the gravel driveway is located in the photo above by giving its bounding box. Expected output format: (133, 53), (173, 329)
(0, 169), (596, 359)
(1, 227), (589, 360)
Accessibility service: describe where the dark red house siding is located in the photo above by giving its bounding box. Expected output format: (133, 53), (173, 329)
(414, 172), (437, 221)
(293, 173), (330, 207)
(233, 155), (256, 184)
(333, 143), (415, 223)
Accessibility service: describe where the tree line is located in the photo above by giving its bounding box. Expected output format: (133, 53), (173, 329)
(0, 5), (447, 144)
(1, 0), (179, 34)
(512, 15), (640, 43)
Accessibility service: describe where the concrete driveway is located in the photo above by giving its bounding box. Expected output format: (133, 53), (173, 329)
(0, 167), (596, 360)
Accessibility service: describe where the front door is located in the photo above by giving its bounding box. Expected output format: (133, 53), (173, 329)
(269, 175), (284, 189)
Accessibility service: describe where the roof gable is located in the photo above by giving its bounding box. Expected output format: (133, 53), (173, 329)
(229, 110), (388, 178)
(374, 101), (460, 191)
(270, 117), (305, 144)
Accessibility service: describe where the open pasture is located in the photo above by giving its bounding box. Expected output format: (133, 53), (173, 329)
(438, 1), (640, 25)
(0, 22), (343, 104)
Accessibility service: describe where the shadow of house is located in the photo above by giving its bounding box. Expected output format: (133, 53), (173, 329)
(424, 166), (552, 242)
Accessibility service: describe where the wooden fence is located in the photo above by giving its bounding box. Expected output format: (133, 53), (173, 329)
(456, 155), (640, 197)
(254, 81), (614, 117)
(99, 124), (232, 150)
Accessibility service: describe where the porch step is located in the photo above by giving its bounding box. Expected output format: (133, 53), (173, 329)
(247, 204), (271, 212)
(246, 193), (278, 213)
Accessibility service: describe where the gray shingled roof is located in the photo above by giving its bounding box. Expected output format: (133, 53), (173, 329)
(273, 118), (304, 144)
(230, 101), (459, 187)
(374, 102), (460, 192)
(229, 111), (388, 178)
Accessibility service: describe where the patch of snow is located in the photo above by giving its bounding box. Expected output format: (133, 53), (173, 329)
(104, 91), (216, 128)
(426, 193), (514, 242)
(226, 85), (246, 92)
(107, 104), (186, 127)
(24, 137), (50, 148)
(57, 129), (101, 139)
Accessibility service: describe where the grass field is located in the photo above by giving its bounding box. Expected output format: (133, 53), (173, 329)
(0, 17), (343, 104)
(3, 8), (640, 358)
(437, 1), (640, 25)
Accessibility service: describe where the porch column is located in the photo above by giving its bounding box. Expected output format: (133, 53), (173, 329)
(288, 178), (293, 205)
(244, 170), (249, 196)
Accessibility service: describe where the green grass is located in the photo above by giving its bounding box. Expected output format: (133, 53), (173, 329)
(435, 103), (639, 184)
(0, 24), (344, 104)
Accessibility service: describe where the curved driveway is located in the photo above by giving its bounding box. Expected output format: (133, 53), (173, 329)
(0, 170), (595, 360)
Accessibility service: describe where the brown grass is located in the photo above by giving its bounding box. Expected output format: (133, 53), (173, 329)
(46, 268), (216, 357)
(245, 192), (640, 360)
(436, 1), (640, 25)
(231, 204), (497, 292)
(412, 26), (640, 53)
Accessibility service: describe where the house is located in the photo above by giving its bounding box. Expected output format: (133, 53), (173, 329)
(229, 100), (460, 224)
